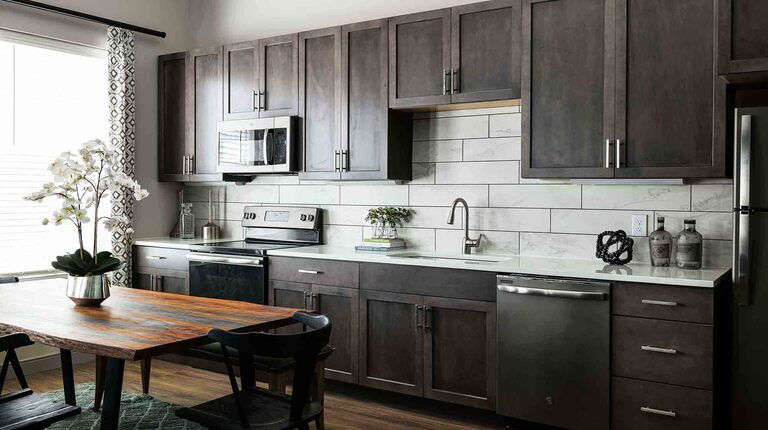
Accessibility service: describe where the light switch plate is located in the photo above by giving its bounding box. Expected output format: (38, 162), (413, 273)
(631, 214), (647, 236)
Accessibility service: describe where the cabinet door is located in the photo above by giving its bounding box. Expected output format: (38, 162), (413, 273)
(451, 0), (522, 103)
(341, 19), (393, 180)
(359, 290), (423, 396)
(156, 270), (189, 295)
(718, 0), (768, 77)
(133, 267), (157, 291)
(389, 9), (452, 108)
(423, 297), (496, 410)
(223, 41), (259, 120)
(312, 285), (359, 383)
(258, 34), (299, 118)
(299, 28), (342, 180)
(158, 52), (188, 181)
(614, 0), (725, 178)
(188, 47), (223, 181)
(269, 280), (310, 335)
(521, 0), (615, 178)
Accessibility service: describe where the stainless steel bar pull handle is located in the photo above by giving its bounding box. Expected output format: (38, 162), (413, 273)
(616, 139), (622, 168)
(415, 305), (423, 329)
(640, 406), (677, 418)
(641, 299), (678, 306)
(497, 284), (607, 301)
(605, 139), (612, 168)
(442, 69), (449, 95)
(298, 269), (322, 275)
(341, 150), (348, 172)
(641, 345), (677, 355)
(451, 69), (458, 94)
(736, 211), (751, 305)
(145, 256), (167, 261)
(334, 150), (340, 172)
(252, 90), (258, 111)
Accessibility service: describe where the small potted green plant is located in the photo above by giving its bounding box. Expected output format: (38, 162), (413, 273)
(365, 207), (412, 239)
(23, 139), (148, 306)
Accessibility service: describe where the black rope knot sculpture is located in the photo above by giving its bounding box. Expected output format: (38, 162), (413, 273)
(596, 230), (634, 265)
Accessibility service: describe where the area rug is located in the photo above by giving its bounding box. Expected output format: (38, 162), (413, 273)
(43, 383), (203, 429)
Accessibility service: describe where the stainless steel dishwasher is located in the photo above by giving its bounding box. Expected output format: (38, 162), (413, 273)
(497, 274), (610, 430)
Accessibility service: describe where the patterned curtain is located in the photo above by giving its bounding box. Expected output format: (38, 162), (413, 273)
(107, 27), (137, 288)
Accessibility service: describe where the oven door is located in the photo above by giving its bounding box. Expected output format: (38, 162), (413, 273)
(186, 253), (265, 304)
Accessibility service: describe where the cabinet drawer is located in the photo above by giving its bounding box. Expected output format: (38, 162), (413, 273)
(612, 316), (712, 389)
(360, 263), (496, 302)
(613, 283), (713, 324)
(133, 246), (189, 272)
(269, 257), (359, 288)
(612, 377), (712, 430)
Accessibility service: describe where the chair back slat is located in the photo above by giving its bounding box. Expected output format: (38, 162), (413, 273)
(208, 311), (332, 425)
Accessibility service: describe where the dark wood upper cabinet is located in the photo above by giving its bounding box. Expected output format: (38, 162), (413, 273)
(299, 27), (342, 181)
(615, 0), (725, 178)
(188, 47), (223, 181)
(451, 0), (522, 104)
(158, 52), (188, 181)
(522, 0), (615, 179)
(718, 0), (768, 80)
(389, 9), (452, 108)
(359, 290), (424, 396)
(222, 41), (259, 120)
(423, 296), (497, 410)
(342, 19), (412, 181)
(522, 0), (726, 179)
(258, 34), (299, 118)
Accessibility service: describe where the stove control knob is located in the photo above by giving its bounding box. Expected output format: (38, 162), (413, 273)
(307, 214), (315, 222)
(300, 214), (307, 221)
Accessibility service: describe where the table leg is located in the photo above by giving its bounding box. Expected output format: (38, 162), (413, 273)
(100, 357), (124, 430)
(94, 355), (106, 411)
(59, 349), (76, 406)
(140, 357), (151, 395)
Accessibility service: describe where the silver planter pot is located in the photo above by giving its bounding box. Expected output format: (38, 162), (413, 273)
(66, 274), (111, 306)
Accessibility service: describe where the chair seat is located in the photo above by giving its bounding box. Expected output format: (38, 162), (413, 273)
(0, 389), (81, 430)
(190, 344), (335, 373)
(175, 387), (322, 430)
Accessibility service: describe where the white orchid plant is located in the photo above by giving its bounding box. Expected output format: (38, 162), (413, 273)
(23, 139), (148, 277)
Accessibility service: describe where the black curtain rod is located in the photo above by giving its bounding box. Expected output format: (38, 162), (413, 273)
(1, 0), (166, 38)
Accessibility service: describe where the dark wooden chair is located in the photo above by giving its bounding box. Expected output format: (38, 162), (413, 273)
(176, 312), (332, 430)
(0, 332), (81, 429)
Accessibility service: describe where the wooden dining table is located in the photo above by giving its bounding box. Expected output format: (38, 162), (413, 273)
(0, 278), (300, 430)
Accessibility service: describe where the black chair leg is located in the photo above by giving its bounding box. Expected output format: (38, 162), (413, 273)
(8, 349), (28, 389)
(0, 352), (10, 394)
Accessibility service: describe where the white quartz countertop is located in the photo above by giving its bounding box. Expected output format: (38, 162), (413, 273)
(268, 245), (731, 288)
(133, 237), (227, 250)
(132, 239), (730, 288)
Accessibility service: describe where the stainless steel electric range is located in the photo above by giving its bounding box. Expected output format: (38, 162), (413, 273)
(186, 206), (321, 304)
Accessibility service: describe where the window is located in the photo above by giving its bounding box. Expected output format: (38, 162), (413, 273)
(0, 30), (109, 276)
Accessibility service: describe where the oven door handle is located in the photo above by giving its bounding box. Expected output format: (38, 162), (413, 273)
(186, 254), (264, 267)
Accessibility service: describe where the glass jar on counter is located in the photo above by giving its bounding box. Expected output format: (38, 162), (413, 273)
(649, 216), (673, 267)
(179, 203), (195, 239)
(675, 219), (703, 269)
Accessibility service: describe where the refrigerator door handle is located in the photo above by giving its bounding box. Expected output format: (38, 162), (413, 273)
(739, 114), (752, 208)
(734, 211), (751, 306)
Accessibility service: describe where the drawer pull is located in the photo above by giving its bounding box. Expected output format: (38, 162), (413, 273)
(640, 406), (677, 418)
(145, 256), (167, 260)
(641, 345), (678, 355)
(642, 299), (678, 306)
(298, 269), (322, 275)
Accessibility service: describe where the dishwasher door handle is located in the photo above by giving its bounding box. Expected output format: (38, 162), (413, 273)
(497, 285), (607, 301)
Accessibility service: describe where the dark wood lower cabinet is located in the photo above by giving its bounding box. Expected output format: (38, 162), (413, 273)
(359, 290), (424, 396)
(268, 280), (310, 335)
(133, 267), (189, 295)
(423, 296), (496, 410)
(312, 285), (359, 383)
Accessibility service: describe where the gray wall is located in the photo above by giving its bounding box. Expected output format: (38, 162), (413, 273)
(185, 106), (733, 268)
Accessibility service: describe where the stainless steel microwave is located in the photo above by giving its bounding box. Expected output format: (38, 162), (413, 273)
(216, 116), (297, 174)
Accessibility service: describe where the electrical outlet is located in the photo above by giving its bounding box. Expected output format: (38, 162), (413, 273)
(631, 214), (647, 236)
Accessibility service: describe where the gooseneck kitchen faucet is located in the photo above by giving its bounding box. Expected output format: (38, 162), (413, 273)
(447, 198), (482, 254)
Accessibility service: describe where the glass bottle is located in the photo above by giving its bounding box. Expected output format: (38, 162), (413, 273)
(179, 203), (195, 239)
(649, 217), (673, 267)
(676, 219), (703, 269)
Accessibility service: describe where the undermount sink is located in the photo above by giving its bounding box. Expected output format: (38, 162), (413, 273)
(387, 252), (505, 265)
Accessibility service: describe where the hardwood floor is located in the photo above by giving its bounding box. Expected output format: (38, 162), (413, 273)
(18, 358), (508, 430)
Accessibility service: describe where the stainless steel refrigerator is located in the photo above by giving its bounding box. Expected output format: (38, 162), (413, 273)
(732, 107), (768, 429)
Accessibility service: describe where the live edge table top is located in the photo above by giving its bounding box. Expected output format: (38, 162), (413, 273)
(0, 278), (298, 360)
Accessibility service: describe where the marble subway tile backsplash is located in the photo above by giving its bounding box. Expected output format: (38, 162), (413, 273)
(185, 106), (734, 268)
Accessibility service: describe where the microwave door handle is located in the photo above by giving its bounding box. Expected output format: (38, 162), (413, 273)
(735, 211), (751, 306)
(262, 127), (270, 165)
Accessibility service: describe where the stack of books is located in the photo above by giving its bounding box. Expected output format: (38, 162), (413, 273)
(355, 238), (406, 252)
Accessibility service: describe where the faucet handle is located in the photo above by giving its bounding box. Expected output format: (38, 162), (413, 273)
(466, 234), (483, 249)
